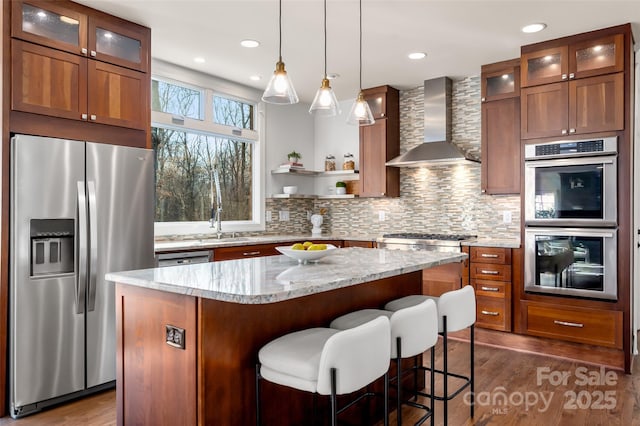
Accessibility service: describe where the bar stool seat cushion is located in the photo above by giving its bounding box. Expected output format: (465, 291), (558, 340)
(259, 328), (339, 393)
(385, 286), (476, 333)
(258, 317), (391, 396)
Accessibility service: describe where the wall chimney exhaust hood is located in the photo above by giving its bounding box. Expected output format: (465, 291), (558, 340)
(386, 77), (480, 167)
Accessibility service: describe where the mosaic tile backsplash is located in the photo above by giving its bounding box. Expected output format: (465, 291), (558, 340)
(266, 77), (521, 240)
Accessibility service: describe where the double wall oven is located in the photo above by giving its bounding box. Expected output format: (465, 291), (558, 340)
(524, 136), (618, 300)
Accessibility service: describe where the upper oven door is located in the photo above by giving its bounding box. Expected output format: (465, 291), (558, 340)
(524, 155), (617, 226)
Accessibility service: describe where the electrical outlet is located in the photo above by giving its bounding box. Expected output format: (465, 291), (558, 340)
(279, 210), (290, 221)
(265, 210), (272, 222)
(502, 211), (512, 224)
(165, 325), (185, 349)
(378, 211), (386, 221)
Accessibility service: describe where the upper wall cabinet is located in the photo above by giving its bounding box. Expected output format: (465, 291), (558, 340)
(12, 0), (149, 72)
(521, 33), (624, 87)
(359, 86), (400, 197)
(481, 59), (521, 194)
(10, 0), (150, 133)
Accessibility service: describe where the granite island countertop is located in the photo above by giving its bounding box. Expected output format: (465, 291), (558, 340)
(107, 247), (467, 304)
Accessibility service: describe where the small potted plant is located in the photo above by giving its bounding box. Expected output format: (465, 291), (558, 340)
(335, 181), (347, 195)
(287, 151), (302, 164)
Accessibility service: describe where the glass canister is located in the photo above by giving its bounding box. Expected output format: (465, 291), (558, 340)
(325, 155), (336, 171)
(343, 153), (355, 170)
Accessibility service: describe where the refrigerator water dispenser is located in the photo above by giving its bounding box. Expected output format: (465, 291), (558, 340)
(30, 219), (74, 277)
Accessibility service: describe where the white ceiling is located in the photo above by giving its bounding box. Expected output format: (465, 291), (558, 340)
(76, 0), (640, 103)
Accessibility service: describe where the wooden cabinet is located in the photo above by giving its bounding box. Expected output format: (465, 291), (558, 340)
(470, 247), (512, 331)
(359, 86), (399, 198)
(10, 0), (150, 131)
(521, 33), (623, 87)
(422, 262), (462, 297)
(343, 240), (374, 248)
(12, 0), (149, 72)
(523, 301), (622, 349)
(521, 72), (624, 139)
(213, 243), (281, 261)
(520, 29), (626, 140)
(481, 59), (521, 194)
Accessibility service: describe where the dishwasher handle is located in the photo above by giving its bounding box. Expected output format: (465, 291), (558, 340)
(157, 250), (211, 267)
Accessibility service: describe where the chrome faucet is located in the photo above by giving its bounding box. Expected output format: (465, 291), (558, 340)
(210, 169), (223, 239)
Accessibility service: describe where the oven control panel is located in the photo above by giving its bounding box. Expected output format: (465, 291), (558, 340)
(525, 136), (617, 160)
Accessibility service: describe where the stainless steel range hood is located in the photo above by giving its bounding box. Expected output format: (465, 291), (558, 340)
(386, 77), (480, 167)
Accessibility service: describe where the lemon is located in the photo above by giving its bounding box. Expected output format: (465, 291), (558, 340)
(291, 243), (305, 250)
(303, 241), (314, 249)
(307, 244), (327, 251)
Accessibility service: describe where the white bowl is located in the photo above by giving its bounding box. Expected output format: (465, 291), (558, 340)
(276, 244), (337, 263)
(283, 186), (298, 194)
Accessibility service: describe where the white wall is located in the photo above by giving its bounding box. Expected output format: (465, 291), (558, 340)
(312, 99), (360, 195)
(264, 102), (316, 196)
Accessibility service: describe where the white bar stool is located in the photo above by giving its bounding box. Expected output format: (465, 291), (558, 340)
(330, 299), (438, 426)
(255, 316), (391, 426)
(385, 285), (476, 425)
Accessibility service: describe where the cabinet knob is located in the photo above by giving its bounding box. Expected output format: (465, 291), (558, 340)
(90, 50), (97, 57)
(81, 48), (88, 55)
(381, 113), (385, 117)
(569, 73), (575, 79)
(481, 97), (486, 102)
(569, 128), (576, 134)
(561, 74), (568, 80)
(81, 113), (88, 120)
(90, 114), (97, 121)
(561, 129), (568, 135)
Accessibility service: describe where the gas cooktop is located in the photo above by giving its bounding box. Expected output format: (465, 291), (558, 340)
(381, 233), (476, 241)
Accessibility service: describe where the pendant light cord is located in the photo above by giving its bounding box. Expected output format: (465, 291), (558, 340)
(323, 0), (327, 78)
(359, 0), (362, 90)
(278, 0), (282, 61)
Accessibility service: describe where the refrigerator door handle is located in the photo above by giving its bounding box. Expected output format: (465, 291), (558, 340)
(87, 181), (98, 312)
(76, 181), (87, 314)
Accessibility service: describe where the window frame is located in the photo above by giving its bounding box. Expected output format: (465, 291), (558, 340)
(150, 67), (265, 237)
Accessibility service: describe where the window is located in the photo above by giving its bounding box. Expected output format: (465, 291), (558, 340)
(151, 74), (262, 236)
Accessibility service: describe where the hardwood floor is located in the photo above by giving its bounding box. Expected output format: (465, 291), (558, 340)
(0, 340), (638, 426)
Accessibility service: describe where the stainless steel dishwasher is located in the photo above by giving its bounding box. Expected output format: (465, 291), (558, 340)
(156, 250), (211, 267)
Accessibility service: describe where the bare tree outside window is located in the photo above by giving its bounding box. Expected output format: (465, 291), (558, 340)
(152, 79), (253, 223)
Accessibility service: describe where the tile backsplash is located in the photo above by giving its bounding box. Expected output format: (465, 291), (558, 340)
(267, 76), (521, 240)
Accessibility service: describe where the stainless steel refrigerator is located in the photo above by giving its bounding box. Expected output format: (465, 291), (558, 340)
(9, 134), (155, 418)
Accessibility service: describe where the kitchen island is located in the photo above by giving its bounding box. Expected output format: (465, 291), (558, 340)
(107, 247), (467, 425)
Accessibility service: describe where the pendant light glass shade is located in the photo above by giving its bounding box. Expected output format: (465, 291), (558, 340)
(347, 0), (375, 125)
(262, 0), (298, 104)
(347, 91), (375, 125)
(309, 0), (340, 116)
(309, 78), (340, 116)
(262, 59), (299, 104)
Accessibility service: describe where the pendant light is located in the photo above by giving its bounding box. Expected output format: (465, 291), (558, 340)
(262, 0), (299, 104)
(346, 0), (374, 125)
(309, 0), (340, 116)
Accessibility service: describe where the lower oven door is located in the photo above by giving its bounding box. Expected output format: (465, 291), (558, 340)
(524, 227), (617, 300)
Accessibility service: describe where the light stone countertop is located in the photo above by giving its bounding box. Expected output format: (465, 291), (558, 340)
(462, 238), (520, 249)
(107, 247), (467, 304)
(154, 234), (379, 252)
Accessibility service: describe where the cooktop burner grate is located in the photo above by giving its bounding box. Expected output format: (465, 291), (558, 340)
(381, 233), (476, 241)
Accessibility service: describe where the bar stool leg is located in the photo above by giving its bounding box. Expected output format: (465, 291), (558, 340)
(471, 324), (475, 418)
(255, 363), (262, 426)
(443, 315), (448, 426)
(330, 368), (338, 426)
(384, 371), (390, 426)
(396, 337), (402, 426)
(430, 346), (435, 426)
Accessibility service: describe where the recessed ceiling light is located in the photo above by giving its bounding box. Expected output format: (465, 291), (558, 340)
(408, 52), (426, 60)
(249, 75), (262, 81)
(327, 73), (340, 80)
(241, 39), (260, 48)
(194, 57), (206, 64)
(522, 23), (547, 33)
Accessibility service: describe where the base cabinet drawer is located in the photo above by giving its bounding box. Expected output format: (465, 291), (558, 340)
(524, 303), (622, 349)
(470, 247), (511, 264)
(476, 296), (509, 331)
(470, 263), (511, 281)
(213, 244), (280, 261)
